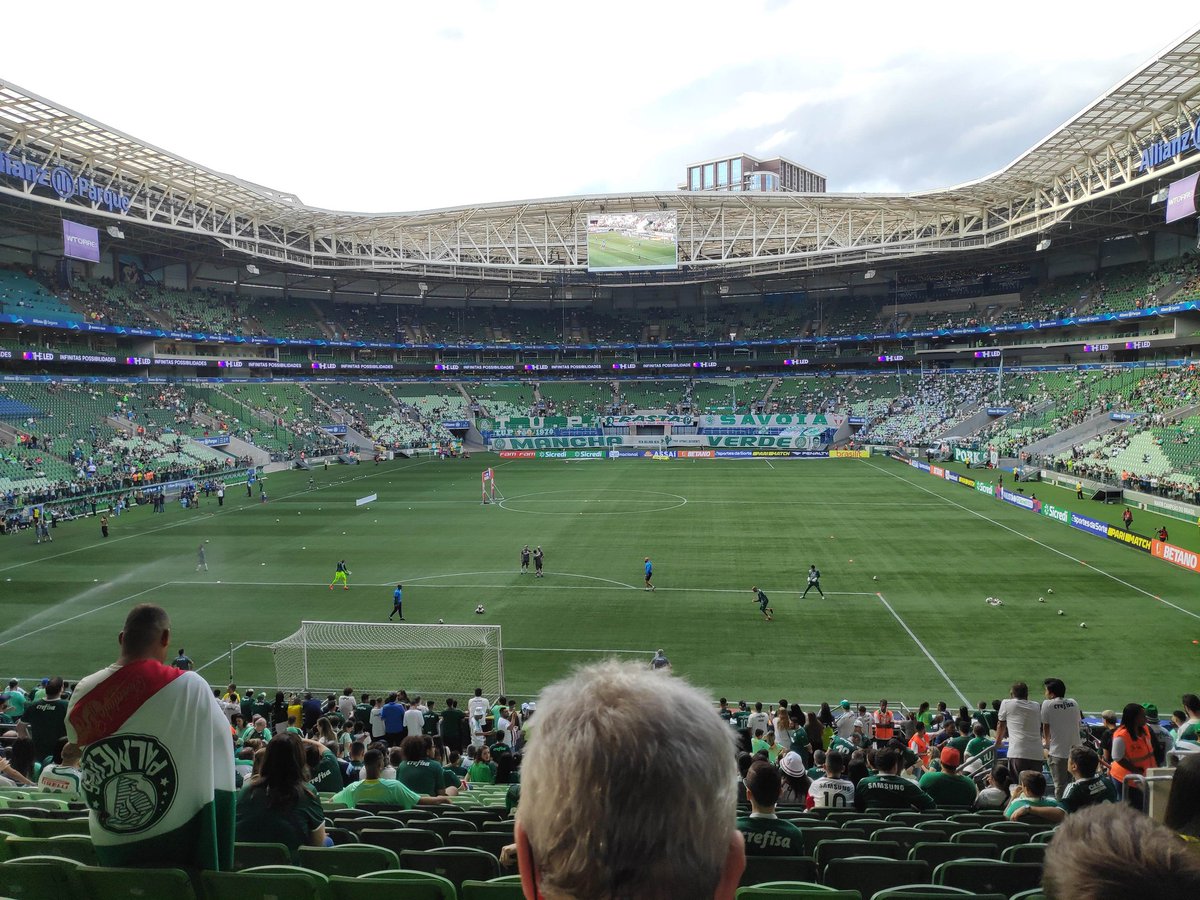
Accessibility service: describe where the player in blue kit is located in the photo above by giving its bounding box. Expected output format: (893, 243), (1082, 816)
(389, 584), (404, 621)
(644, 557), (655, 591)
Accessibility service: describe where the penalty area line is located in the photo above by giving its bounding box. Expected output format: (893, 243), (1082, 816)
(876, 591), (969, 706)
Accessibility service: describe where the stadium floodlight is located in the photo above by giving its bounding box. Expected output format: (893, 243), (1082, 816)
(245, 264), (260, 275)
(1036, 239), (1052, 252)
(1151, 187), (1169, 204)
(106, 226), (124, 239)
(864, 269), (876, 279)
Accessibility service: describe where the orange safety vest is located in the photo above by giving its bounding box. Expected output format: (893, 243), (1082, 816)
(909, 732), (931, 765)
(1109, 726), (1156, 784)
(874, 710), (894, 741)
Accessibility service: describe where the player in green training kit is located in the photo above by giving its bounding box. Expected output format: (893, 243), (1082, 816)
(751, 586), (774, 621)
(330, 560), (351, 590)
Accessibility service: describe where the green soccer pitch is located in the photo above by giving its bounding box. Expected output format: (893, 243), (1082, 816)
(3, 455), (1198, 710)
(587, 231), (677, 270)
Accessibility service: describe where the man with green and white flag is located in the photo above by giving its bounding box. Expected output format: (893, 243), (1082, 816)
(67, 604), (235, 870)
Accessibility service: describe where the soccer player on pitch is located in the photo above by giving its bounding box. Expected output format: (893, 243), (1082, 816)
(533, 546), (544, 578)
(644, 557), (654, 591)
(751, 586), (774, 621)
(330, 560), (351, 591)
(389, 584), (404, 621)
(802, 564), (825, 599)
(520, 545), (531, 574)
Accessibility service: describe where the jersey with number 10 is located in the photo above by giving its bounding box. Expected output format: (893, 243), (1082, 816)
(806, 775), (855, 809)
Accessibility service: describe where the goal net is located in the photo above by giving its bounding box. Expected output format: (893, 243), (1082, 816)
(270, 621), (504, 696)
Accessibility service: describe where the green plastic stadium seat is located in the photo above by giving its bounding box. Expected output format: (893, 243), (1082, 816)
(447, 831), (513, 856)
(203, 866), (328, 900)
(462, 878), (526, 899)
(1001, 843), (1047, 864)
(1030, 830), (1057, 844)
(815, 839), (904, 871)
(823, 857), (931, 896)
(872, 828), (930, 850)
(76, 866), (196, 900)
(374, 809), (440, 823)
(0, 817), (34, 838)
(739, 855), (819, 886)
(984, 821), (1049, 837)
(421, 817), (479, 838)
(885, 813), (943, 826)
(399, 848), (501, 890)
(949, 829), (1028, 851)
(909, 842), (1000, 867)
(841, 819), (892, 838)
(4, 835), (98, 866)
(933, 860), (1043, 895)
(26, 819), (88, 838)
(1009, 890), (1049, 900)
(357, 869), (458, 899)
(911, 821), (972, 840)
(232, 842), (293, 870)
(297, 843), (399, 876)
(873, 887), (1007, 899)
(330, 872), (455, 900)
(339, 815), (401, 833)
(360, 828), (443, 853)
(480, 819), (517, 833)
(1, 856), (86, 900)
(735, 884), (852, 898)
(801, 828), (865, 856)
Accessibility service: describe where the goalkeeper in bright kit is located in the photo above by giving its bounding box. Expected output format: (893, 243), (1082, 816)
(330, 560), (351, 591)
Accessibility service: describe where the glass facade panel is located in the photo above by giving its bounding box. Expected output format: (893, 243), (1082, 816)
(717, 161), (728, 186)
(731, 158), (742, 188)
(703, 163), (714, 188)
(689, 167), (700, 190)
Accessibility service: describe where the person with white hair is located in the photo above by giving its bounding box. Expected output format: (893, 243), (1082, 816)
(515, 659), (745, 900)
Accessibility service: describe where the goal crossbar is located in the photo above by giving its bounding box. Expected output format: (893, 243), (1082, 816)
(270, 620), (504, 697)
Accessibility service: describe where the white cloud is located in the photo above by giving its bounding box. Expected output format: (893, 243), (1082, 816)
(0, 0), (1184, 210)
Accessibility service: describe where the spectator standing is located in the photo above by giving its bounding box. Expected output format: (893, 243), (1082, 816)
(403, 696), (426, 741)
(1109, 702), (1156, 793)
(745, 702), (771, 739)
(1041, 677), (1083, 800)
(381, 693), (406, 746)
(67, 604), (235, 870)
(20, 675), (70, 762)
(996, 682), (1043, 778)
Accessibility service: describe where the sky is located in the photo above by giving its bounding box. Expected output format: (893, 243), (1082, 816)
(2, 2), (1191, 212)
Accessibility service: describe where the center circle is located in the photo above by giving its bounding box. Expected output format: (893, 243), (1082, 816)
(498, 489), (688, 516)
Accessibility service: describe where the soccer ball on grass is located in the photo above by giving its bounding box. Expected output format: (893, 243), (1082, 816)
(475, 605), (486, 615)
(437, 618), (444, 624)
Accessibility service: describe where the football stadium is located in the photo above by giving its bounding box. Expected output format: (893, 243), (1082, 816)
(2, 11), (1200, 898)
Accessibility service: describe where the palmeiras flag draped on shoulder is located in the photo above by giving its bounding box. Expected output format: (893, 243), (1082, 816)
(66, 659), (235, 870)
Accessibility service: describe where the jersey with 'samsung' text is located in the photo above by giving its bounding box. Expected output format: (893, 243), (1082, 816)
(807, 776), (855, 809)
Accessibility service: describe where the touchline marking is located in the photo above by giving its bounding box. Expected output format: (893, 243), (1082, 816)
(866, 460), (1200, 622)
(876, 591), (969, 705)
(0, 582), (171, 648)
(0, 458), (433, 575)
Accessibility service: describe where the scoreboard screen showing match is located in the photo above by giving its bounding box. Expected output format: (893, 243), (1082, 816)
(586, 211), (678, 272)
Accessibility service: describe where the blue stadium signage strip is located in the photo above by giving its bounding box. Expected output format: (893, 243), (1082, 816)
(3, 298), (1199, 353)
(0, 151), (133, 212)
(1138, 123), (1200, 172)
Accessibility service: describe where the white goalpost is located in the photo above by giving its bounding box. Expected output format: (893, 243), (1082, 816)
(481, 466), (504, 504)
(270, 621), (504, 696)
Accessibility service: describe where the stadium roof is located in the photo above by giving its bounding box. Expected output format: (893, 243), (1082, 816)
(1, 25), (1199, 284)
